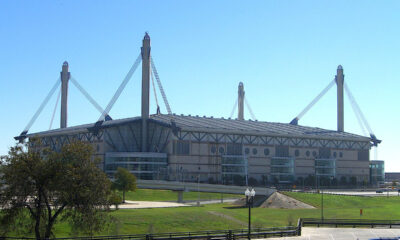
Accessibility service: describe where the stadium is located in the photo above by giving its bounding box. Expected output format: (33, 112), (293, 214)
(19, 33), (384, 186)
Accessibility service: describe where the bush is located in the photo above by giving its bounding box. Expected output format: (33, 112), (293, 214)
(261, 175), (268, 186)
(233, 175), (246, 186)
(273, 177), (279, 185)
(248, 177), (258, 186)
(350, 176), (357, 186)
(304, 175), (315, 187)
(340, 176), (347, 186)
(208, 177), (215, 184)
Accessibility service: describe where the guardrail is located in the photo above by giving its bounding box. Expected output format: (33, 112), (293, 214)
(302, 218), (400, 228)
(294, 190), (373, 198)
(0, 225), (301, 240)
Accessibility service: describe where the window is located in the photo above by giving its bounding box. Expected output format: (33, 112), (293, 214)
(333, 152), (337, 158)
(306, 151), (310, 157)
(174, 141), (190, 155)
(275, 145), (289, 157)
(252, 148), (257, 155)
(211, 146), (216, 154)
(245, 148), (250, 155)
(358, 150), (369, 161)
(339, 152), (343, 158)
(312, 151), (317, 157)
(227, 143), (242, 155)
(219, 147), (225, 154)
(319, 148), (331, 158)
(264, 148), (270, 156)
(294, 149), (300, 157)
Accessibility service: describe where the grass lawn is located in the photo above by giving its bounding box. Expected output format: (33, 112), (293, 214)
(283, 191), (400, 220)
(51, 205), (244, 236)
(121, 189), (242, 202)
(8, 191), (400, 237)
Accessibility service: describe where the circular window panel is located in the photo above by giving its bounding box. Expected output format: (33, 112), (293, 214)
(219, 147), (225, 154)
(252, 148), (258, 155)
(211, 146), (216, 154)
(295, 149), (300, 157)
(312, 151), (317, 157)
(264, 148), (270, 156)
(245, 148), (250, 155)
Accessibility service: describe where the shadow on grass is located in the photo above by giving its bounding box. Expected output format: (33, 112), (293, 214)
(223, 206), (247, 209)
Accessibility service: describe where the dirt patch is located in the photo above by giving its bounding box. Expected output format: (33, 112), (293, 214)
(259, 192), (315, 209)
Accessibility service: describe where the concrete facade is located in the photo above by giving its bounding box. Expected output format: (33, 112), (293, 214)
(29, 113), (373, 185)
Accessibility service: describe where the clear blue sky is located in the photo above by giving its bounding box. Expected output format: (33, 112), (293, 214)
(1, 1), (399, 170)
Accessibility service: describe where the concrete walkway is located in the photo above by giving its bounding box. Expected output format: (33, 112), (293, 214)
(111, 198), (238, 209)
(267, 227), (400, 240)
(112, 200), (190, 209)
(185, 198), (237, 205)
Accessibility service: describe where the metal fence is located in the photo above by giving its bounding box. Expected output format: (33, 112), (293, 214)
(302, 218), (400, 228)
(6, 218), (400, 239)
(0, 224), (302, 240)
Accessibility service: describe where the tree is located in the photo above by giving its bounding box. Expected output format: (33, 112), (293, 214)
(248, 177), (258, 186)
(350, 176), (357, 186)
(331, 177), (338, 187)
(232, 175), (246, 186)
(296, 177), (304, 188)
(0, 140), (112, 239)
(340, 176), (347, 186)
(112, 167), (137, 203)
(304, 175), (315, 187)
(273, 176), (279, 185)
(261, 175), (268, 186)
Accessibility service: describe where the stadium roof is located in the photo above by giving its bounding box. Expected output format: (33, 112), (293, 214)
(28, 114), (371, 142)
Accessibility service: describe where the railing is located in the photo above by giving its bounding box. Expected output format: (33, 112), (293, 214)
(6, 218), (400, 239)
(0, 225), (301, 240)
(302, 218), (400, 228)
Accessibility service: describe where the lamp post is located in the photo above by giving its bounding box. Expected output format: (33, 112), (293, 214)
(245, 188), (256, 240)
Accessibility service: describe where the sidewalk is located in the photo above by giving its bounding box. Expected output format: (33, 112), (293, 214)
(266, 227), (400, 240)
(112, 200), (190, 209)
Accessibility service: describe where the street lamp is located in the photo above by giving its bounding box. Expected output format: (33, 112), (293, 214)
(245, 188), (256, 240)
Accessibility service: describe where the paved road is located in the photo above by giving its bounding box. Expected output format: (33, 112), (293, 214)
(267, 227), (400, 240)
